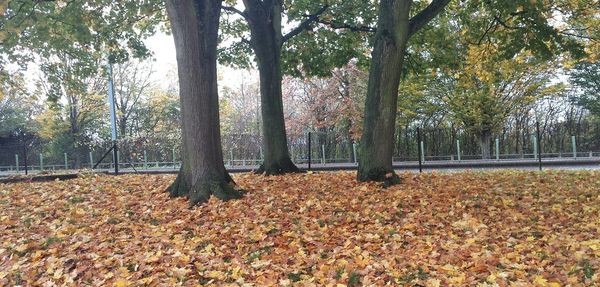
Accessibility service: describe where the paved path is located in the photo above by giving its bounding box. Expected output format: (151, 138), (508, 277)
(2, 158), (599, 177)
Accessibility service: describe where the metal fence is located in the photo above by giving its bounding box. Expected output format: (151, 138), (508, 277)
(2, 126), (599, 175)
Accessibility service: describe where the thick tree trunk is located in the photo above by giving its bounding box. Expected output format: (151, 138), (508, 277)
(357, 0), (412, 186)
(166, 0), (241, 205)
(480, 130), (492, 159)
(244, 0), (299, 175)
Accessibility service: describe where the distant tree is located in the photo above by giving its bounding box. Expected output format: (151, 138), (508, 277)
(219, 0), (374, 174)
(35, 57), (107, 166)
(569, 61), (600, 118)
(443, 49), (559, 159)
(112, 60), (155, 137)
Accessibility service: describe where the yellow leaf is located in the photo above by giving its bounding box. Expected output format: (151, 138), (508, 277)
(426, 278), (441, 287)
(14, 243), (28, 252)
(533, 275), (548, 286)
(206, 270), (226, 280)
(114, 279), (130, 287)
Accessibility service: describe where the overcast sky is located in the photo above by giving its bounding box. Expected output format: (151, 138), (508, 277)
(145, 32), (256, 91)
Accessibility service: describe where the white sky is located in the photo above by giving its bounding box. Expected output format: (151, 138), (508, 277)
(144, 32), (257, 90)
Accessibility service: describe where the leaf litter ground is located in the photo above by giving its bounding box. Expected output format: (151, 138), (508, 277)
(0, 171), (598, 286)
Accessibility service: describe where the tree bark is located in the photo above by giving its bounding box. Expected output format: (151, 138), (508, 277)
(357, 0), (450, 185)
(243, 0), (299, 175)
(166, 0), (241, 205)
(357, 0), (412, 186)
(480, 130), (492, 159)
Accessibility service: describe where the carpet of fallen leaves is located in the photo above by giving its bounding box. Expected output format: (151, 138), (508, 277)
(1, 171), (599, 286)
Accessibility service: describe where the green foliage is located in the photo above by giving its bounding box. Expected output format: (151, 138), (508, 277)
(0, 0), (166, 82)
(569, 61), (600, 117)
(218, 0), (375, 77)
(0, 72), (39, 137)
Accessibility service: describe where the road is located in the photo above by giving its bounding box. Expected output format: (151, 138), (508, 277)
(2, 157), (599, 177)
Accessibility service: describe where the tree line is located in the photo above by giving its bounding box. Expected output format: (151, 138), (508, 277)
(1, 0), (598, 205)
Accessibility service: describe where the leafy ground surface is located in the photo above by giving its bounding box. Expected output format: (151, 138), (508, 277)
(0, 171), (598, 286)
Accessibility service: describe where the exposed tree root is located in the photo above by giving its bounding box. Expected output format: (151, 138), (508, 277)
(357, 167), (401, 187)
(167, 168), (242, 206)
(255, 158), (301, 175)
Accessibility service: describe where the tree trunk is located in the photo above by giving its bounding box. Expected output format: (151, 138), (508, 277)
(357, 0), (450, 185)
(480, 130), (492, 159)
(166, 0), (241, 206)
(357, 0), (412, 185)
(244, 0), (299, 175)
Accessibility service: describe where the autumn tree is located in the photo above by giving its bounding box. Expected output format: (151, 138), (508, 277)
(112, 60), (155, 137)
(358, 0), (451, 185)
(165, 0), (242, 204)
(35, 59), (107, 166)
(443, 49), (559, 159)
(219, 0), (374, 174)
(358, 0), (595, 184)
(569, 61), (600, 118)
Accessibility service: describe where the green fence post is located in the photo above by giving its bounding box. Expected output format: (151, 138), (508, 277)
(321, 145), (326, 165)
(143, 150), (148, 169)
(64, 153), (68, 170)
(572, 136), (577, 158)
(532, 136), (537, 159)
(15, 154), (19, 173)
(172, 148), (176, 168)
(456, 140), (461, 161)
(420, 141), (425, 162)
(353, 143), (358, 164)
(495, 138), (500, 160)
(89, 152), (93, 169)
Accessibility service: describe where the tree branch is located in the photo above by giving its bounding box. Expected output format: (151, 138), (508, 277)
(408, 0), (451, 38)
(317, 19), (376, 33)
(221, 5), (247, 20)
(282, 5), (329, 44)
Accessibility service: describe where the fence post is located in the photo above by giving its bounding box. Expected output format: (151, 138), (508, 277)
(116, 149), (120, 171)
(532, 136), (538, 159)
(230, 150), (234, 166)
(307, 132), (312, 171)
(89, 152), (94, 169)
(571, 136), (577, 158)
(536, 121), (542, 171)
(417, 127), (422, 173)
(144, 150), (148, 169)
(64, 153), (68, 170)
(420, 141), (425, 162)
(15, 154), (19, 173)
(39, 154), (44, 171)
(353, 143), (357, 164)
(321, 145), (326, 165)
(23, 145), (28, 175)
(456, 140), (461, 161)
(495, 138), (500, 160)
